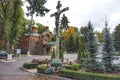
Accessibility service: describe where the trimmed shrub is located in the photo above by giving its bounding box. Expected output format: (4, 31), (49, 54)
(50, 60), (62, 71)
(59, 69), (120, 80)
(37, 65), (48, 73)
(23, 63), (38, 69)
(44, 68), (53, 74)
(63, 64), (81, 70)
(72, 63), (79, 71)
(32, 59), (48, 65)
(63, 65), (73, 70)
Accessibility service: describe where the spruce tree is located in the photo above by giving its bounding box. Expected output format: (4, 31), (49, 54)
(83, 21), (105, 72)
(102, 27), (115, 72)
(113, 24), (120, 51)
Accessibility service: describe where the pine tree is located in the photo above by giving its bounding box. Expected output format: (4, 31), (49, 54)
(102, 27), (115, 72)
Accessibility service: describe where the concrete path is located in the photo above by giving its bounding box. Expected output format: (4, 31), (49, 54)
(0, 54), (77, 80)
(0, 55), (50, 80)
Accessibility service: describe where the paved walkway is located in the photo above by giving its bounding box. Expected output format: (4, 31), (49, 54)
(0, 54), (77, 80)
(0, 55), (51, 80)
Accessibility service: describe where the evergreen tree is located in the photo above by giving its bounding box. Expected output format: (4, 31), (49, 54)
(59, 49), (64, 62)
(113, 24), (120, 51)
(83, 21), (105, 72)
(51, 48), (56, 60)
(60, 14), (69, 53)
(77, 33), (88, 65)
(66, 34), (74, 52)
(102, 27), (115, 72)
(79, 26), (89, 52)
(60, 14), (69, 30)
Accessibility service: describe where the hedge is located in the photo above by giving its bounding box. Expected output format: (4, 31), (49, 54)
(63, 64), (81, 71)
(59, 69), (120, 80)
(37, 65), (48, 73)
(23, 62), (38, 69)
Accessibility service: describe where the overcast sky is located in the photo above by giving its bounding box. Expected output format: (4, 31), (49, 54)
(22, 0), (120, 32)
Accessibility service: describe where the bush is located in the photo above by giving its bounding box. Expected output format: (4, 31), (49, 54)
(50, 60), (62, 71)
(59, 69), (120, 80)
(44, 68), (53, 74)
(32, 59), (48, 65)
(23, 63), (38, 69)
(39, 60), (47, 64)
(63, 65), (73, 70)
(63, 64), (81, 70)
(37, 65), (48, 73)
(72, 63), (79, 71)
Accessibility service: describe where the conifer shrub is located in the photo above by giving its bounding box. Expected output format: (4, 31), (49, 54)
(44, 68), (53, 74)
(51, 48), (56, 60)
(59, 49), (64, 62)
(50, 60), (62, 71)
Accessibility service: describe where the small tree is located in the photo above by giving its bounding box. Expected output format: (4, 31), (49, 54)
(83, 21), (105, 73)
(102, 27), (115, 72)
(77, 49), (88, 65)
(59, 49), (64, 62)
(66, 34), (75, 52)
(51, 48), (56, 60)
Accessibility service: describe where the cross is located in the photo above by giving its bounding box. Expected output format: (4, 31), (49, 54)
(51, 1), (69, 35)
(50, 1), (69, 59)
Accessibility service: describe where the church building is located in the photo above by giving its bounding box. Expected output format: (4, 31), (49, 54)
(19, 24), (55, 55)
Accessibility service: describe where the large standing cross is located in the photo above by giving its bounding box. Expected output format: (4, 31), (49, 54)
(51, 1), (69, 59)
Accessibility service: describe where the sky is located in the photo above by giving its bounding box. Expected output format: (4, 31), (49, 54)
(22, 0), (120, 32)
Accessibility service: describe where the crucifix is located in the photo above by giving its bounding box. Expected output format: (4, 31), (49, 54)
(51, 1), (69, 59)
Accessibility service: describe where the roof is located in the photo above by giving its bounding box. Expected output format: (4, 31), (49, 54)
(25, 33), (40, 37)
(32, 24), (38, 28)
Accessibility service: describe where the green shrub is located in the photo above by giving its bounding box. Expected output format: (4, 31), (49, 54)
(37, 65), (48, 73)
(63, 65), (73, 70)
(59, 69), (120, 80)
(72, 63), (79, 71)
(50, 60), (62, 71)
(44, 68), (53, 74)
(63, 64), (81, 70)
(23, 63), (38, 69)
